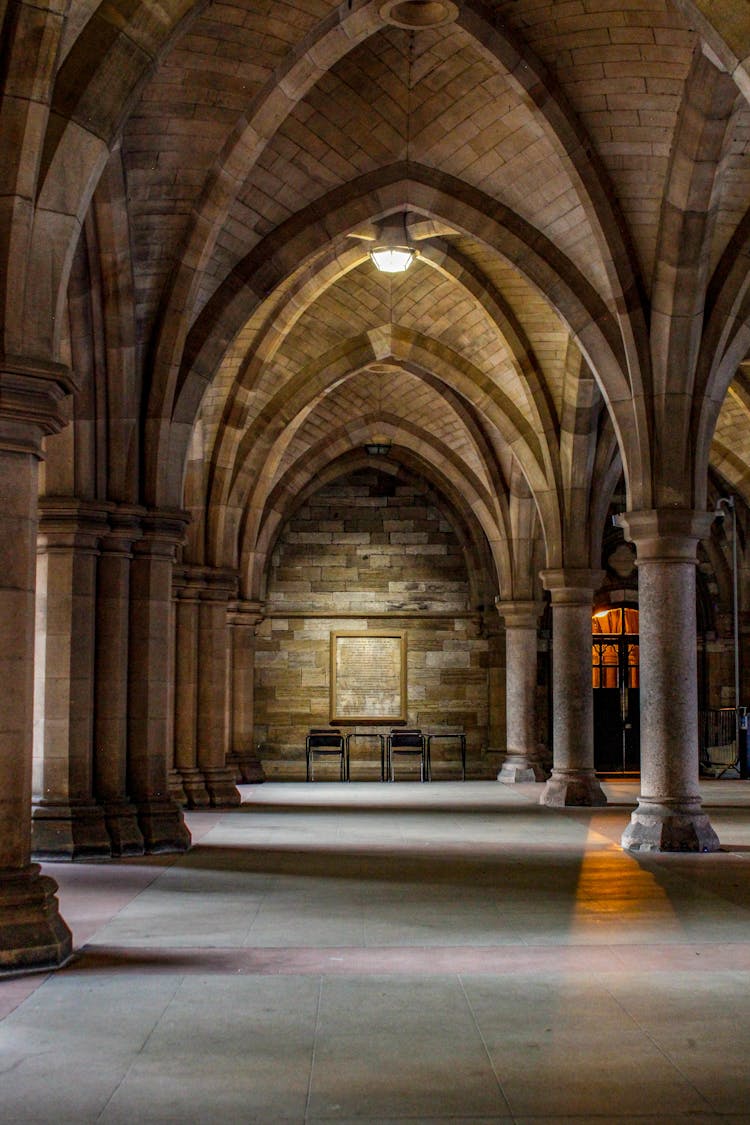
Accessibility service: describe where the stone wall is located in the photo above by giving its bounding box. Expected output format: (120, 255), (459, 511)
(255, 468), (495, 779)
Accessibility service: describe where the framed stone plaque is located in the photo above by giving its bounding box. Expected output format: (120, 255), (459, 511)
(330, 630), (407, 724)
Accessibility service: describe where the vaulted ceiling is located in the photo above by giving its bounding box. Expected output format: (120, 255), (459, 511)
(7, 0), (750, 598)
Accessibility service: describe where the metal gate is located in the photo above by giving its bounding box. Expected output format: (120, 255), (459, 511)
(592, 606), (640, 773)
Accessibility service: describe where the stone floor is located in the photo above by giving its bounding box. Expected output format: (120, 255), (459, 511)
(3, 780), (750, 1123)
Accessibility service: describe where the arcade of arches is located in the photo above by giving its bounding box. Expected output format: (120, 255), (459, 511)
(4, 0), (750, 973)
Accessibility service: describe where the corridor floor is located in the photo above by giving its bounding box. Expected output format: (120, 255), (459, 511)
(3, 780), (750, 1123)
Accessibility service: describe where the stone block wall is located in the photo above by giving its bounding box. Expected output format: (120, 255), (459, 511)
(254, 468), (494, 778)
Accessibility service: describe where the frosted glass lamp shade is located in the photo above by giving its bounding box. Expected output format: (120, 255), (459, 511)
(370, 245), (416, 273)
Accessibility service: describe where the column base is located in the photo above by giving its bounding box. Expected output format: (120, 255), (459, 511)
(102, 801), (145, 857)
(31, 802), (112, 861)
(135, 799), (191, 854)
(168, 768), (188, 805)
(0, 865), (72, 974)
(202, 767), (242, 807)
(622, 798), (720, 852)
(227, 750), (266, 784)
(179, 768), (212, 808)
(539, 769), (608, 807)
(497, 755), (537, 784)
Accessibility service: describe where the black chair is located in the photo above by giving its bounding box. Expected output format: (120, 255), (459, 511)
(305, 728), (347, 781)
(387, 728), (429, 782)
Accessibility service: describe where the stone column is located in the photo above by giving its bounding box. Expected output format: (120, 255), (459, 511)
(539, 569), (607, 807)
(93, 506), (144, 856)
(173, 570), (210, 806)
(617, 510), (719, 852)
(227, 600), (266, 782)
(0, 358), (72, 970)
(496, 599), (543, 783)
(127, 511), (191, 852)
(197, 571), (241, 805)
(32, 499), (111, 859)
(166, 585), (187, 805)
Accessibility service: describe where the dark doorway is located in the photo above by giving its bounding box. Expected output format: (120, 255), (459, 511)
(592, 606), (640, 773)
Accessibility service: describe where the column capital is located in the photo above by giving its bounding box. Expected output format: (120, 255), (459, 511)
(0, 355), (77, 455)
(615, 509), (714, 562)
(228, 599), (265, 628)
(36, 497), (111, 553)
(174, 563), (204, 597)
(102, 504), (146, 556)
(173, 564), (237, 601)
(200, 567), (238, 601)
(494, 598), (544, 629)
(134, 508), (190, 559)
(540, 568), (605, 604)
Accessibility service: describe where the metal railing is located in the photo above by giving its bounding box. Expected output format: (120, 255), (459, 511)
(699, 708), (740, 777)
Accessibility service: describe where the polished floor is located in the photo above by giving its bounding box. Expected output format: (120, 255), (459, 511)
(3, 780), (750, 1123)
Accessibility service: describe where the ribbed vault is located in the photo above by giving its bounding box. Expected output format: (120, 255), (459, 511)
(4, 0), (750, 602)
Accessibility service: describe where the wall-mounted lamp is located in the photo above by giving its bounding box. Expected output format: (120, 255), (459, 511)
(364, 442), (392, 456)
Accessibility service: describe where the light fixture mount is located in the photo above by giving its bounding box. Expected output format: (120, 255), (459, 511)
(369, 212), (417, 274)
(379, 0), (458, 29)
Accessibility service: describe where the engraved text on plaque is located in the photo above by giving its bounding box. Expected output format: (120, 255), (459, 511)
(330, 631), (406, 723)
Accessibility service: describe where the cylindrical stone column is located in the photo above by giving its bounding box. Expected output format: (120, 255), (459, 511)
(165, 583), (187, 805)
(32, 499), (111, 859)
(197, 571), (241, 806)
(482, 611), (506, 762)
(618, 510), (719, 852)
(496, 599), (543, 783)
(173, 573), (210, 806)
(93, 506), (144, 856)
(539, 569), (607, 807)
(127, 511), (191, 852)
(227, 601), (266, 783)
(0, 359), (72, 970)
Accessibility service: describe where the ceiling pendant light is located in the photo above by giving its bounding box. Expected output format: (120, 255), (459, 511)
(370, 245), (416, 274)
(369, 213), (417, 274)
(371, 33), (416, 274)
